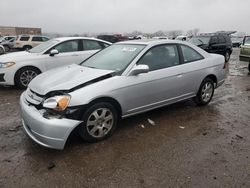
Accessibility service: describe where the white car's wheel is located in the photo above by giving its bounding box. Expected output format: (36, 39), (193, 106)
(79, 102), (118, 142)
(15, 67), (41, 88)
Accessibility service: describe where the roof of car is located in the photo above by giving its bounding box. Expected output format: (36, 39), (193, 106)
(116, 39), (187, 46)
(53, 37), (112, 44)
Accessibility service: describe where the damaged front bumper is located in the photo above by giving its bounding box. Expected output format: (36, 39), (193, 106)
(20, 92), (82, 150)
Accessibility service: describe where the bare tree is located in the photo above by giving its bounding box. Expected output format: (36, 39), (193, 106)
(186, 28), (200, 37)
(167, 30), (183, 39)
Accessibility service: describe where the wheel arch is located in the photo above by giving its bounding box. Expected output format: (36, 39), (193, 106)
(14, 65), (42, 85)
(205, 74), (217, 86)
(88, 97), (123, 118)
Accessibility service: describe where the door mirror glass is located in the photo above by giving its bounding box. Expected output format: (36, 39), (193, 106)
(129, 64), (149, 76)
(50, 49), (59, 56)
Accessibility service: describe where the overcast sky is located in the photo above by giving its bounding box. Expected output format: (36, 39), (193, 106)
(0, 0), (249, 34)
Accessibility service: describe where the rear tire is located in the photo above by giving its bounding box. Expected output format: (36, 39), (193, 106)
(78, 102), (118, 143)
(15, 67), (41, 89)
(224, 50), (230, 62)
(194, 78), (215, 106)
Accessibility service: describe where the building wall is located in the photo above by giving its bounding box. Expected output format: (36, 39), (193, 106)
(0, 26), (16, 36)
(0, 26), (42, 36)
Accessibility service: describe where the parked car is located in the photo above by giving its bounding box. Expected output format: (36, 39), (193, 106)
(231, 37), (243, 48)
(97, 35), (120, 43)
(97, 34), (128, 43)
(0, 45), (5, 55)
(189, 34), (232, 62)
(14, 35), (50, 50)
(239, 36), (250, 72)
(175, 35), (188, 41)
(0, 36), (16, 43)
(0, 37), (111, 88)
(20, 40), (226, 149)
(153, 36), (168, 40)
(1, 37), (17, 52)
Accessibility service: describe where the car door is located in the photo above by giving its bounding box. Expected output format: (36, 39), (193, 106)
(121, 44), (186, 115)
(240, 36), (250, 62)
(43, 39), (84, 70)
(217, 35), (227, 55)
(31, 36), (43, 47)
(209, 36), (220, 54)
(176, 44), (207, 95)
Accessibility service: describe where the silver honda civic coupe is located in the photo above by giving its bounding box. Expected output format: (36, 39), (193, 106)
(20, 40), (226, 149)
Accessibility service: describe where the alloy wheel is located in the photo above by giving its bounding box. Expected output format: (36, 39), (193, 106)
(86, 108), (114, 138)
(20, 70), (38, 87)
(201, 82), (213, 103)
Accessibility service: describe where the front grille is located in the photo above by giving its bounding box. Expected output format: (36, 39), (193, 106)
(25, 89), (44, 105)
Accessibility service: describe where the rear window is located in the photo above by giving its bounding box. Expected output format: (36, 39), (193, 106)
(32, 36), (43, 41)
(20, 36), (30, 41)
(218, 36), (226, 43)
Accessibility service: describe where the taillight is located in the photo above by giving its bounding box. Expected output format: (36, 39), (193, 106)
(223, 63), (227, 69)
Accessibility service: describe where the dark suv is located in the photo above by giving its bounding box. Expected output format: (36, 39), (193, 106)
(189, 34), (233, 62)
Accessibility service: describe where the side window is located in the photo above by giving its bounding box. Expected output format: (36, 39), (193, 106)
(210, 36), (218, 44)
(244, 37), (250, 45)
(20, 36), (30, 41)
(181, 45), (203, 63)
(218, 36), (226, 43)
(101, 42), (110, 48)
(32, 37), (43, 42)
(42, 37), (49, 42)
(137, 45), (180, 71)
(54, 40), (79, 53)
(83, 40), (103, 51)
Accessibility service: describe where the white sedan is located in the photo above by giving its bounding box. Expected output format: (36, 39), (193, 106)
(0, 37), (111, 88)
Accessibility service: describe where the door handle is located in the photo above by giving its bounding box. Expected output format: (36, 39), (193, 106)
(71, 54), (79, 56)
(176, 74), (183, 78)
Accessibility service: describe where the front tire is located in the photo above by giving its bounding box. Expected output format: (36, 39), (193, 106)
(15, 67), (41, 89)
(3, 45), (10, 52)
(78, 102), (118, 142)
(194, 78), (215, 106)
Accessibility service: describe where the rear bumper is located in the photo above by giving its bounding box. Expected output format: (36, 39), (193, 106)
(20, 92), (82, 150)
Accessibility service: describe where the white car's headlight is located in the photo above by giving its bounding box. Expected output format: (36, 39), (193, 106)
(0, 62), (15, 68)
(43, 95), (71, 111)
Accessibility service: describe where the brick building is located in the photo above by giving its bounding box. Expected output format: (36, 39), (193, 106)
(0, 26), (42, 36)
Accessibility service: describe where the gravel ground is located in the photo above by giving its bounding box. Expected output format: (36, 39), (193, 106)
(0, 48), (249, 188)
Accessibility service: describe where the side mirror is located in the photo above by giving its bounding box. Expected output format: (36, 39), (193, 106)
(129, 64), (149, 76)
(49, 49), (59, 56)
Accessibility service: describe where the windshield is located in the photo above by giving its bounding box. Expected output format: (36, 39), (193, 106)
(189, 36), (210, 45)
(244, 37), (250, 45)
(29, 39), (59, 53)
(82, 44), (145, 72)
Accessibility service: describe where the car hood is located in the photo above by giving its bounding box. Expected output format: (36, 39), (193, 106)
(0, 51), (40, 62)
(29, 64), (115, 95)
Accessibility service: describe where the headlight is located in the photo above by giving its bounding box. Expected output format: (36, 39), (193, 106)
(0, 62), (15, 68)
(43, 95), (71, 111)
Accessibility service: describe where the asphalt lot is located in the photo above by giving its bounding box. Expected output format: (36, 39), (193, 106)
(0, 48), (249, 188)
